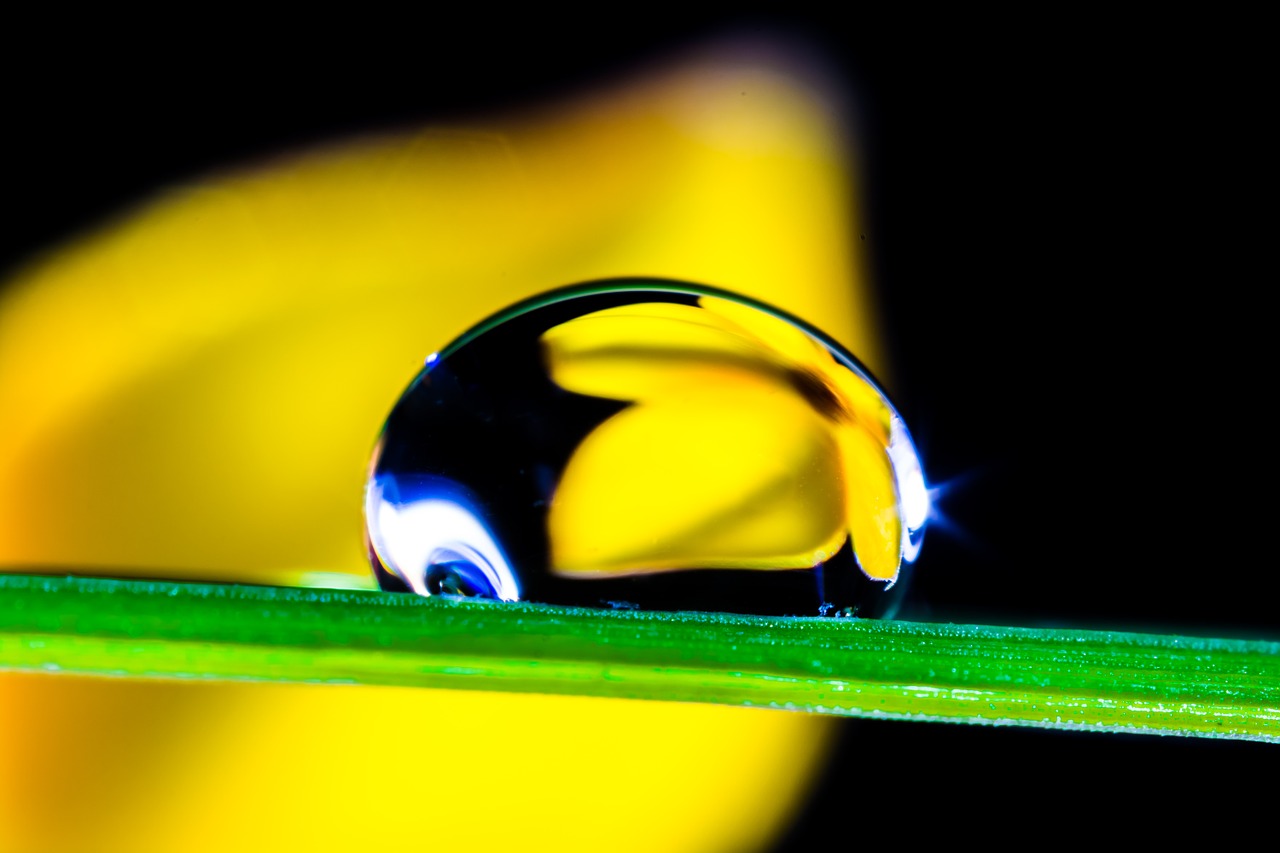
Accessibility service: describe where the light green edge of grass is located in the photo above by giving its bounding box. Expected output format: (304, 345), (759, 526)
(2, 573), (1278, 742)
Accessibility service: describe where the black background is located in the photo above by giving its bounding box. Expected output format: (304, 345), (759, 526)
(3, 13), (1272, 846)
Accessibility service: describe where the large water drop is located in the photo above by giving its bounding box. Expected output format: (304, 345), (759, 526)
(365, 281), (928, 617)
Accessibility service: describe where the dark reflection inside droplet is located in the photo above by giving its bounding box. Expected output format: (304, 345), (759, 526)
(425, 554), (499, 598)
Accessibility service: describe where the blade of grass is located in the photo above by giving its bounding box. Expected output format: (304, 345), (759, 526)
(2, 573), (1277, 742)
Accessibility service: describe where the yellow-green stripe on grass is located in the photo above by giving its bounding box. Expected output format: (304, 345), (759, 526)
(2, 573), (1277, 741)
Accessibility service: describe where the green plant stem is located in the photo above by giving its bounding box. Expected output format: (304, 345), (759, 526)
(1, 573), (1277, 741)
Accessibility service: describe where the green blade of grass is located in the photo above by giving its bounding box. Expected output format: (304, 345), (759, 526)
(2, 573), (1278, 742)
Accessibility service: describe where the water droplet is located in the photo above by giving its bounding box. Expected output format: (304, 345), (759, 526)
(364, 280), (928, 617)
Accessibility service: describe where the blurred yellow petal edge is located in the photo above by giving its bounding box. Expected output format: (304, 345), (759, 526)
(0, 41), (878, 853)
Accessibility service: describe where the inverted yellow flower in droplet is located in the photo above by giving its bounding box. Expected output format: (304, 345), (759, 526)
(542, 294), (909, 583)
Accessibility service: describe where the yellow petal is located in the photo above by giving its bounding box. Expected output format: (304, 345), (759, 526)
(542, 301), (798, 403)
(826, 359), (893, 443)
(698, 294), (831, 368)
(837, 423), (903, 582)
(702, 293), (892, 442)
(549, 389), (847, 575)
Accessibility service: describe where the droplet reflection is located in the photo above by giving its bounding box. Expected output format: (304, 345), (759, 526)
(364, 281), (928, 616)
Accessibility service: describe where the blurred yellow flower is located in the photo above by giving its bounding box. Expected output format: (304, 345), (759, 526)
(0, 41), (880, 853)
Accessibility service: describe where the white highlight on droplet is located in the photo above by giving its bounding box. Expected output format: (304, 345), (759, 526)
(366, 477), (520, 601)
(889, 415), (929, 563)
